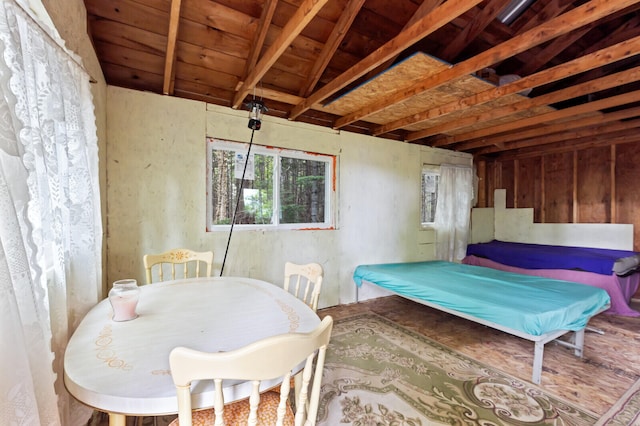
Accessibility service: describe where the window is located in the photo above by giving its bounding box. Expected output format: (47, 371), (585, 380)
(207, 138), (335, 230)
(421, 166), (440, 225)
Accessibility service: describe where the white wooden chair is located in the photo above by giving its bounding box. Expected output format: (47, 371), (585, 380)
(168, 316), (333, 426)
(283, 262), (323, 312)
(143, 248), (213, 284)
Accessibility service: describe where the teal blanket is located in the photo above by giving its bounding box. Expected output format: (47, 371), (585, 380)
(353, 261), (611, 336)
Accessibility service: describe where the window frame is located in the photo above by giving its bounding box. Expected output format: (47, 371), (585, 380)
(421, 165), (440, 227)
(206, 137), (336, 231)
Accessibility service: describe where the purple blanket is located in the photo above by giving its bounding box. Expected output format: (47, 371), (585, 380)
(466, 240), (638, 276)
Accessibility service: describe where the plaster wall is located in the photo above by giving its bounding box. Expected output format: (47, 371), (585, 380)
(107, 86), (471, 307)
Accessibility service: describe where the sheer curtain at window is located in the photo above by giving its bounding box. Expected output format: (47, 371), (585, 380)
(0, 2), (101, 425)
(434, 164), (473, 262)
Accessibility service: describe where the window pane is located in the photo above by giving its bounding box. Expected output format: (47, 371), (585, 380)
(421, 172), (439, 223)
(279, 157), (326, 224)
(211, 149), (274, 225)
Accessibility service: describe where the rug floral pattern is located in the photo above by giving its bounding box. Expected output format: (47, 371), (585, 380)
(317, 314), (599, 425)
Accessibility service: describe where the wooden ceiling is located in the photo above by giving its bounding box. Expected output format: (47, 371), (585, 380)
(84, 0), (640, 159)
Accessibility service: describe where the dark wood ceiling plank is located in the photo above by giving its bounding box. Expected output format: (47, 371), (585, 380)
(243, 0), (278, 80)
(511, 0), (574, 34)
(288, 0), (483, 120)
(85, 0), (170, 36)
(176, 41), (245, 77)
(232, 0), (330, 108)
(444, 88), (640, 148)
(334, 0), (640, 130)
(162, 0), (182, 95)
(377, 34), (640, 138)
(180, 0), (258, 38)
(88, 19), (167, 55)
(515, 25), (594, 76)
(437, 0), (511, 63)
(298, 0), (366, 97)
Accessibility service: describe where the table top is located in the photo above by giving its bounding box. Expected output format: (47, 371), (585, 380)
(63, 277), (320, 416)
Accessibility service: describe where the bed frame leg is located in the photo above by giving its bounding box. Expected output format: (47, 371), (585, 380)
(532, 341), (544, 385)
(574, 329), (585, 357)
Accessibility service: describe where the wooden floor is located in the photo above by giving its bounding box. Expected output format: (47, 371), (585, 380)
(319, 295), (640, 417)
(92, 295), (640, 424)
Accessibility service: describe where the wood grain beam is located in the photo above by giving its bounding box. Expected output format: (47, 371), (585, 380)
(232, 0), (329, 109)
(242, 0), (278, 80)
(381, 35), (640, 139)
(298, 0), (365, 97)
(437, 0), (511, 63)
(485, 127), (640, 160)
(360, 0), (444, 83)
(448, 88), (640, 148)
(475, 110), (640, 154)
(287, 0), (482, 120)
(335, 0), (640, 130)
(162, 0), (182, 95)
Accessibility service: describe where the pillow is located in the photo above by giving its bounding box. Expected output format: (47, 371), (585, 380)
(613, 254), (640, 276)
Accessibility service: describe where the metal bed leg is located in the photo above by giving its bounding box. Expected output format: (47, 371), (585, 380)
(532, 341), (544, 385)
(573, 329), (585, 357)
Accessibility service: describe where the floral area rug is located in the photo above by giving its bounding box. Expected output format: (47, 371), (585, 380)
(316, 313), (599, 426)
(596, 377), (640, 425)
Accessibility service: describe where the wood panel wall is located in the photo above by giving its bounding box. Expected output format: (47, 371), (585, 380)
(476, 141), (640, 251)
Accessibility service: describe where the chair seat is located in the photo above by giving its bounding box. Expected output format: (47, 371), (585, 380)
(168, 391), (294, 426)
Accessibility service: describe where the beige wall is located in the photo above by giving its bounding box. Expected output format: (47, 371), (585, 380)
(36, 0), (472, 307)
(107, 87), (471, 307)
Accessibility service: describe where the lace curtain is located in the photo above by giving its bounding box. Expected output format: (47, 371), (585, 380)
(434, 164), (473, 262)
(0, 2), (102, 425)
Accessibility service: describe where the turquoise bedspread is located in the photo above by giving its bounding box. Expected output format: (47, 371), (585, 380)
(353, 261), (611, 336)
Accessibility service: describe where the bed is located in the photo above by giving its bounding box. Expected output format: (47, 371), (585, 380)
(353, 260), (611, 384)
(464, 240), (640, 317)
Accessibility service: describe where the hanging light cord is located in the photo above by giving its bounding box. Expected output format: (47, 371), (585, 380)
(220, 128), (255, 276)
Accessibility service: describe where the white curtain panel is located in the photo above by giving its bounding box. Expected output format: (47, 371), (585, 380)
(0, 2), (101, 425)
(434, 164), (474, 262)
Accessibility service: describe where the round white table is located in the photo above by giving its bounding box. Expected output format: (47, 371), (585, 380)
(63, 277), (320, 426)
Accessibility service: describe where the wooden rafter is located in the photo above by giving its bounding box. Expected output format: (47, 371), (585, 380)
(334, 0), (640, 130)
(360, 0), (445, 83)
(475, 109), (640, 155)
(232, 0), (329, 109)
(242, 0), (278, 81)
(162, 0), (182, 95)
(298, 0), (365, 97)
(287, 0), (483, 120)
(445, 88), (640, 149)
(437, 0), (511, 63)
(390, 36), (640, 141)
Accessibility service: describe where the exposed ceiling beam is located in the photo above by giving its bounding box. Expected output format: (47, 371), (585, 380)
(360, 0), (445, 83)
(287, 0), (483, 120)
(448, 88), (640, 149)
(475, 110), (640, 155)
(242, 0), (278, 80)
(334, 0), (640, 130)
(162, 0), (182, 95)
(485, 126), (640, 160)
(232, 0), (329, 109)
(391, 35), (640, 140)
(298, 0), (365, 97)
(438, 0), (511, 63)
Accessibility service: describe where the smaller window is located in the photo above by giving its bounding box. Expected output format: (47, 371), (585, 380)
(421, 166), (440, 225)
